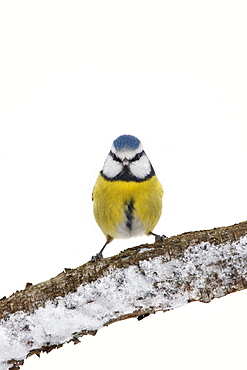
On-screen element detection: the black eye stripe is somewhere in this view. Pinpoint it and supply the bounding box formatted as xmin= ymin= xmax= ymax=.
xmin=109 ymin=151 xmax=122 ymax=162
xmin=109 ymin=150 xmax=144 ymax=163
xmin=131 ymin=150 xmax=144 ymax=162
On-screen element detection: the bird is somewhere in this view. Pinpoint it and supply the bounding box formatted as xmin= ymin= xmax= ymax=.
xmin=92 ymin=134 xmax=164 ymax=261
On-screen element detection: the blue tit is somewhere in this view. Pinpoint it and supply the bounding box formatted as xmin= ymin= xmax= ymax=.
xmin=92 ymin=134 xmax=164 ymax=260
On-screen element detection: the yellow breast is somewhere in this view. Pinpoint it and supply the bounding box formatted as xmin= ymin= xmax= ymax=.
xmin=93 ymin=173 xmax=163 ymax=239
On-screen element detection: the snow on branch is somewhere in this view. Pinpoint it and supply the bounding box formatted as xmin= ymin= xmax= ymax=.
xmin=1 ymin=221 xmax=247 ymax=369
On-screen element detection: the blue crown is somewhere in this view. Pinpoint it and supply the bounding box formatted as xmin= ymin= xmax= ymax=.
xmin=113 ymin=135 xmax=140 ymax=151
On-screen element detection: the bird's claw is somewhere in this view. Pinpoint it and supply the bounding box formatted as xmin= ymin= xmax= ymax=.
xmin=155 ymin=234 xmax=167 ymax=243
xmin=91 ymin=252 xmax=103 ymax=262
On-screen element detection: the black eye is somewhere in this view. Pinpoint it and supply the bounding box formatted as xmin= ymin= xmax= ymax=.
xmin=110 ymin=151 xmax=121 ymax=162
xmin=131 ymin=151 xmax=144 ymax=162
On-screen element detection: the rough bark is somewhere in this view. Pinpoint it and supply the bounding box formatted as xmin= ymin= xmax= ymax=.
xmin=1 ymin=220 xmax=247 ymax=369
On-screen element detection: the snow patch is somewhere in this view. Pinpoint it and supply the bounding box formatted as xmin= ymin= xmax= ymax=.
xmin=138 ymin=247 xmax=155 ymax=253
xmin=1 ymin=236 xmax=247 ymax=368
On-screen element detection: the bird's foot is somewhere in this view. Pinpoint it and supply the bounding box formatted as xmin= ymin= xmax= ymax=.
xmin=149 ymin=232 xmax=167 ymax=243
xmin=154 ymin=234 xmax=167 ymax=243
xmin=91 ymin=252 xmax=104 ymax=262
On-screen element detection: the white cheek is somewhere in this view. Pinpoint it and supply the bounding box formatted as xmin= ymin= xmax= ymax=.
xmin=102 ymin=155 xmax=122 ymax=178
xmin=129 ymin=155 xmax=151 ymax=179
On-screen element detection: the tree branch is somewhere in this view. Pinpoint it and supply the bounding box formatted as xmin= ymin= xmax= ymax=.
xmin=1 ymin=221 xmax=247 ymax=369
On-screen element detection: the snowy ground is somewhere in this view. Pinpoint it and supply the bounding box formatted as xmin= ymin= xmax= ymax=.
xmin=1 ymin=235 xmax=247 ymax=368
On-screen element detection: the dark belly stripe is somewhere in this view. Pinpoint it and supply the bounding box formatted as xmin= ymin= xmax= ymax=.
xmin=125 ymin=199 xmax=134 ymax=230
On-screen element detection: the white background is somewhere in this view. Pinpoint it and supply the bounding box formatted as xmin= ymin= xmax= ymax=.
xmin=1 ymin=1 xmax=247 ymax=368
